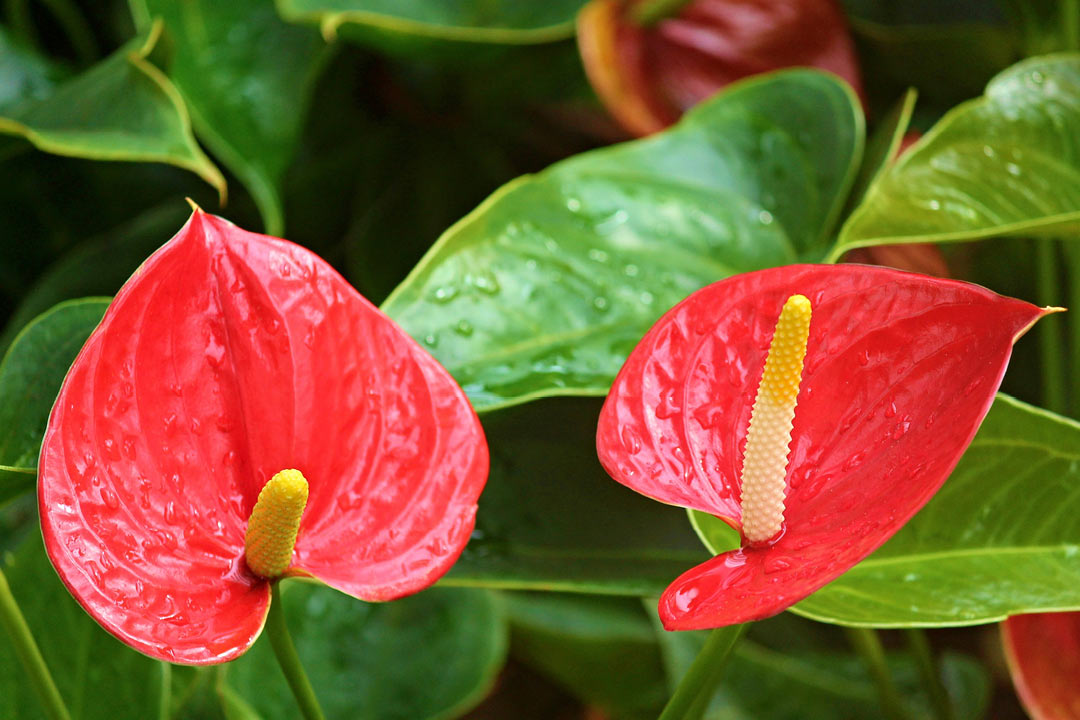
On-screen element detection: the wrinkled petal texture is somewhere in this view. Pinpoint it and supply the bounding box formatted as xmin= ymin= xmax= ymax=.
xmin=578 ymin=0 xmax=862 ymax=136
xmin=1002 ymin=613 xmax=1080 ymax=720
xmin=596 ymin=265 xmax=1044 ymax=629
xmin=39 ymin=211 xmax=488 ymax=663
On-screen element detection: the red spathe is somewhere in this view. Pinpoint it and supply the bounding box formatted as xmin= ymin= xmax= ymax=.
xmin=596 ymin=264 xmax=1047 ymax=629
xmin=38 ymin=210 xmax=488 ymax=664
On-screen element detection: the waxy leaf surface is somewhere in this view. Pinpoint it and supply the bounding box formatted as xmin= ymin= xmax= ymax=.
xmin=38 ymin=211 xmax=488 ymax=663
xmin=276 ymin=0 xmax=587 ymax=45
xmin=1002 ymin=612 xmax=1080 ymax=720
xmin=597 ymin=264 xmax=1045 ymax=629
xmin=133 ymin=0 xmax=325 ymax=235
xmin=577 ymin=0 xmax=862 ymax=136
xmin=222 ymin=584 xmax=506 ymax=720
xmin=793 ymin=395 xmax=1080 ymax=626
xmin=383 ymin=70 xmax=862 ymax=411
xmin=0 ymin=26 xmax=225 ymax=199
xmin=836 ymin=55 xmax=1080 ymax=258
xmin=0 ymin=299 xmax=108 ymax=506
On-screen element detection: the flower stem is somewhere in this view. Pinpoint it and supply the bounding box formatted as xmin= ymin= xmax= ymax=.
xmin=266 ymin=583 xmax=325 ymax=720
xmin=1036 ymin=240 xmax=1067 ymax=414
xmin=631 ymin=0 xmax=694 ymax=27
xmin=905 ymin=629 xmax=954 ymax=720
xmin=1064 ymin=242 xmax=1080 ymax=416
xmin=0 ymin=567 xmax=72 ymax=720
xmin=658 ymin=624 xmax=747 ymax=720
xmin=844 ymin=627 xmax=908 ymax=720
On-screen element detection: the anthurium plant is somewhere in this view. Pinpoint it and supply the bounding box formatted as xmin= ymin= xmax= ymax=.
xmin=4 ymin=1 xmax=1080 ymax=720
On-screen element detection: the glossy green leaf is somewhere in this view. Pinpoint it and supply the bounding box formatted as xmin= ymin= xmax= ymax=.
xmin=221 ymin=583 xmax=507 ymax=720
xmin=0 ymin=299 xmax=109 ymax=505
xmin=504 ymin=593 xmax=667 ymax=719
xmin=133 ymin=0 xmax=326 ymax=235
xmin=443 ymin=397 xmax=708 ymax=595
xmin=0 ymin=204 xmax=187 ymax=353
xmin=834 ymin=54 xmax=1080 ymax=259
xmin=0 ymin=23 xmax=225 ymax=199
xmin=275 ymin=0 xmax=588 ymax=45
xmin=0 ymin=530 xmax=168 ymax=720
xmin=657 ymin=622 xmax=989 ymax=720
xmin=793 ymin=395 xmax=1080 ymax=627
xmin=383 ymin=70 xmax=862 ymax=411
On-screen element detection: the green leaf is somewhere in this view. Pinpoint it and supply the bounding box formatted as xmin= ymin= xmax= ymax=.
xmin=275 ymin=0 xmax=588 ymax=45
xmin=0 ymin=530 xmax=168 ymax=720
xmin=0 ymin=299 xmax=109 ymax=505
xmin=793 ymin=395 xmax=1080 ymax=627
xmin=221 ymin=583 xmax=507 ymax=720
xmin=0 ymin=26 xmax=68 ymax=111
xmin=443 ymin=398 xmax=708 ymax=595
xmin=0 ymin=203 xmax=187 ymax=353
xmin=0 ymin=23 xmax=225 ymax=200
xmin=657 ymin=624 xmax=989 ymax=720
xmin=133 ymin=0 xmax=326 ymax=235
xmin=504 ymin=593 xmax=667 ymax=719
xmin=844 ymin=88 xmax=918 ymax=214
xmin=383 ymin=70 xmax=862 ymax=411
xmin=834 ymin=54 xmax=1080 ymax=259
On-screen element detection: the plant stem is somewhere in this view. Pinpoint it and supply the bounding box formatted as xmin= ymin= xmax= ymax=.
xmin=905 ymin=629 xmax=954 ymax=720
xmin=844 ymin=627 xmax=908 ymax=720
xmin=1066 ymin=243 xmax=1080 ymax=416
xmin=1063 ymin=0 xmax=1080 ymax=51
xmin=0 ymin=567 xmax=72 ymax=720
xmin=266 ymin=583 xmax=325 ymax=720
xmin=658 ymin=624 xmax=747 ymax=720
xmin=631 ymin=0 xmax=694 ymax=27
xmin=1036 ymin=240 xmax=1067 ymax=414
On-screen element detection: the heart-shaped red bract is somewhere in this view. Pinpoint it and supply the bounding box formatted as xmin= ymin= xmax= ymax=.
xmin=596 ymin=264 xmax=1046 ymax=630
xmin=1003 ymin=613 xmax=1080 ymax=720
xmin=38 ymin=210 xmax=488 ymax=664
xmin=577 ymin=0 xmax=863 ymax=136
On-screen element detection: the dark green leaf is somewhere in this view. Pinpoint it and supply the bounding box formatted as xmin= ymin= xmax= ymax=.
xmin=834 ymin=54 xmax=1080 ymax=259
xmin=275 ymin=0 xmax=588 ymax=45
xmin=383 ymin=70 xmax=862 ymax=411
xmin=443 ymin=397 xmax=708 ymax=595
xmin=221 ymin=583 xmax=507 ymax=720
xmin=793 ymin=395 xmax=1080 ymax=626
xmin=656 ymin=615 xmax=990 ymax=720
xmin=133 ymin=0 xmax=326 ymax=235
xmin=0 ymin=299 xmax=109 ymax=505
xmin=0 ymin=23 xmax=225 ymax=198
xmin=0 ymin=26 xmax=68 ymax=111
xmin=504 ymin=593 xmax=667 ymax=719
xmin=0 ymin=530 xmax=168 ymax=720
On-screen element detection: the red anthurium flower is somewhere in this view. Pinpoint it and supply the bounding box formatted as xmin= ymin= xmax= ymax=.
xmin=577 ymin=0 xmax=863 ymax=136
xmin=38 ymin=209 xmax=488 ymax=664
xmin=1003 ymin=613 xmax=1080 ymax=719
xmin=596 ymin=264 xmax=1049 ymax=630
